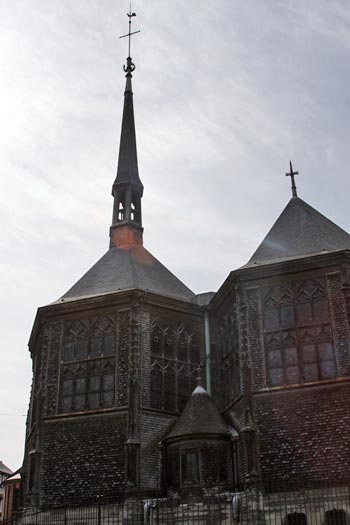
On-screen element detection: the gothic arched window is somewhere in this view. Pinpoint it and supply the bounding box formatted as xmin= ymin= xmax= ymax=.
xmin=296 ymin=280 xmax=330 ymax=325
xmin=63 ymin=320 xmax=88 ymax=362
xmin=90 ymin=316 xmax=115 ymax=358
xmin=150 ymin=319 xmax=203 ymax=412
xmin=264 ymin=286 xmax=294 ymax=331
xmin=264 ymin=279 xmax=336 ymax=387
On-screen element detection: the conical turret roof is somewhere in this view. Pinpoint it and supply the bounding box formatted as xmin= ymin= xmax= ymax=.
xmin=166 ymin=386 xmax=230 ymax=440
xmin=245 ymin=197 xmax=350 ymax=267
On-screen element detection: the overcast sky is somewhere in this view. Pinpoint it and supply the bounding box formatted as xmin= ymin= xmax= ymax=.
xmin=1 ymin=0 xmax=350 ymax=470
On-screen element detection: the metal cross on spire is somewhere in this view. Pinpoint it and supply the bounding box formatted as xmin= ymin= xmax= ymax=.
xmin=285 ymin=160 xmax=299 ymax=198
xmin=119 ymin=6 xmax=140 ymax=59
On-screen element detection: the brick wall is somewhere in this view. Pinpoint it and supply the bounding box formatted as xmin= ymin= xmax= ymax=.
xmin=139 ymin=412 xmax=175 ymax=491
xmin=255 ymin=381 xmax=350 ymax=482
xmin=41 ymin=412 xmax=127 ymax=506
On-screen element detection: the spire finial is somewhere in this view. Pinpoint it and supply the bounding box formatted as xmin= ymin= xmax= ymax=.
xmin=119 ymin=6 xmax=140 ymax=76
xmin=285 ymin=160 xmax=299 ymax=198
xmin=195 ymin=364 xmax=204 ymax=387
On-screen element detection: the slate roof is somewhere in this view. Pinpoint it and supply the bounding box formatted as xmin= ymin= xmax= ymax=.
xmin=112 ymin=74 xmax=143 ymax=193
xmin=57 ymin=245 xmax=195 ymax=303
xmin=0 ymin=461 xmax=13 ymax=476
xmin=166 ymin=385 xmax=230 ymax=440
xmin=245 ymin=197 xmax=350 ymax=267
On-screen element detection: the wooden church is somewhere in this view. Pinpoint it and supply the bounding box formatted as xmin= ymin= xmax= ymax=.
xmin=21 ymin=30 xmax=350 ymax=513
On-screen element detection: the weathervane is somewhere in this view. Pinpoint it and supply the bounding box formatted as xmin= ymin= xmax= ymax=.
xmin=285 ymin=160 xmax=299 ymax=198
xmin=119 ymin=6 xmax=140 ymax=75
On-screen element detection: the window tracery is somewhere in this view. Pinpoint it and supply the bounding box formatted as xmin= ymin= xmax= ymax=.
xmin=263 ymin=279 xmax=336 ymax=387
xmin=59 ymin=316 xmax=116 ymax=413
xmin=150 ymin=319 xmax=202 ymax=412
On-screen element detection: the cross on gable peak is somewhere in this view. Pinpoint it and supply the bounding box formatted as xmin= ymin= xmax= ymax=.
xmin=285 ymin=160 xmax=299 ymax=198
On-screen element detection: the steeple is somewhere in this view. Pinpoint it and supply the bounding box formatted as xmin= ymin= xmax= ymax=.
xmin=110 ymin=12 xmax=143 ymax=248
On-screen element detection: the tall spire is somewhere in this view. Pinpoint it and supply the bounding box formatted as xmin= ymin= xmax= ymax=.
xmin=110 ymin=11 xmax=143 ymax=249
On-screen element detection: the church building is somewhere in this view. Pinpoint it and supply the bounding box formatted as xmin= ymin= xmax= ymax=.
xmin=21 ymin=33 xmax=350 ymax=512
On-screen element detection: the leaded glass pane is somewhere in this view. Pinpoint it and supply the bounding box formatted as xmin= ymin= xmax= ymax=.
xmin=313 ymin=300 xmax=330 ymax=323
xmin=91 ymin=336 xmax=102 ymax=358
xmin=303 ymin=363 xmax=318 ymax=382
xmin=164 ymin=337 xmax=175 ymax=359
xmin=62 ymin=379 xmax=74 ymax=395
xmin=75 ymin=394 xmax=85 ymax=411
xmin=103 ymin=391 xmax=114 ymax=407
xmin=76 ymin=377 xmax=86 ymax=394
xmin=297 ymin=303 xmax=313 ymax=325
xmin=268 ymin=349 xmax=282 ymax=368
xmin=281 ymin=305 xmax=295 ymax=329
xmin=178 ymin=339 xmax=187 ymax=362
xmin=103 ymin=334 xmax=115 ymax=356
xmin=285 ymin=347 xmax=298 ymax=366
xmin=320 ymin=360 xmax=336 ymax=379
xmin=302 ymin=345 xmax=316 ymax=363
xmin=90 ymin=375 xmax=101 ymax=392
xmin=286 ymin=366 xmax=300 ymax=384
xmin=63 ymin=342 xmax=74 ymax=361
xmin=264 ymin=308 xmax=279 ymax=331
xmin=76 ymin=339 xmax=88 ymax=360
xmin=88 ymin=392 xmax=100 ymax=410
xmin=103 ymin=373 xmax=114 ymax=391
xmin=319 ymin=342 xmax=334 ymax=361
xmin=269 ymin=368 xmax=284 ymax=387
xmin=61 ymin=397 xmax=72 ymax=413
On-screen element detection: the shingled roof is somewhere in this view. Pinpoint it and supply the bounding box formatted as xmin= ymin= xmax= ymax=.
xmin=245 ymin=197 xmax=350 ymax=267
xmin=57 ymin=245 xmax=194 ymax=303
xmin=166 ymin=386 xmax=230 ymax=440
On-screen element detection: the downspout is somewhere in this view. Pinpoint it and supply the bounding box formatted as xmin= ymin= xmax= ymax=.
xmin=204 ymin=312 xmax=211 ymax=395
